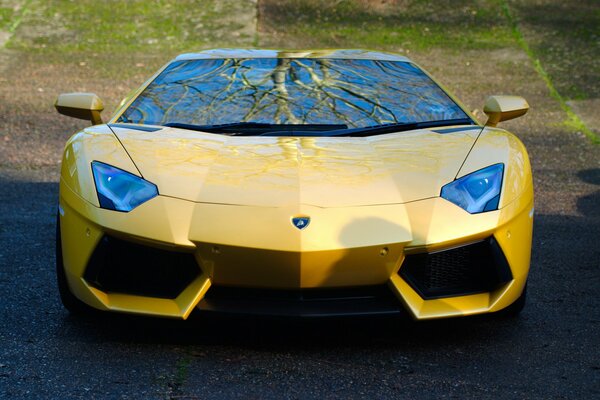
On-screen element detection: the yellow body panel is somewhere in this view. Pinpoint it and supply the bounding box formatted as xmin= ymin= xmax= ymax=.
xmin=61 ymin=125 xmax=140 ymax=206
xmin=109 ymin=127 xmax=480 ymax=206
xmin=58 ymin=125 xmax=533 ymax=320
xmin=58 ymin=49 xmax=533 ymax=320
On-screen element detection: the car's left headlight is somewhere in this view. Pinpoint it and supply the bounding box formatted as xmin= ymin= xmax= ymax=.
xmin=441 ymin=163 xmax=504 ymax=214
xmin=91 ymin=161 xmax=158 ymax=212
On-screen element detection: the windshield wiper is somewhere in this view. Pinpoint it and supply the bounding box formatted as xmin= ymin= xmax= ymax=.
xmin=163 ymin=119 xmax=474 ymax=137
xmin=163 ymin=122 xmax=348 ymax=135
xmin=321 ymin=118 xmax=476 ymax=137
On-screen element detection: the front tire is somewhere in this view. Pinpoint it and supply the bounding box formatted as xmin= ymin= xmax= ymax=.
xmin=497 ymin=283 xmax=527 ymax=317
xmin=56 ymin=214 xmax=94 ymax=314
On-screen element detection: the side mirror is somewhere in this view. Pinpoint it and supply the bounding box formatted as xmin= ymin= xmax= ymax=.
xmin=55 ymin=93 xmax=104 ymax=125
xmin=483 ymin=95 xmax=529 ymax=127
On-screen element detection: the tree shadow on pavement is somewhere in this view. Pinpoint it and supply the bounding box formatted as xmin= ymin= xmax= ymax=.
xmin=576 ymin=169 xmax=600 ymax=218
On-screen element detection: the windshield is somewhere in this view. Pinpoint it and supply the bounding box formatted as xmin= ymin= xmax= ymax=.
xmin=118 ymin=58 xmax=471 ymax=133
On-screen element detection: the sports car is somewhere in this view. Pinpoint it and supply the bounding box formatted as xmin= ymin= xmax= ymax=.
xmin=54 ymin=49 xmax=533 ymax=320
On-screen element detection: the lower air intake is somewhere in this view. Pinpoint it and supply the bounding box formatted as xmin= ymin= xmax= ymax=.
xmin=84 ymin=236 xmax=200 ymax=299
xmin=198 ymin=285 xmax=404 ymax=317
xmin=399 ymin=237 xmax=512 ymax=299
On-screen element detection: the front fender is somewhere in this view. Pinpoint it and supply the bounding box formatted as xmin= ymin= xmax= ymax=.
xmin=60 ymin=125 xmax=139 ymax=206
xmin=457 ymin=127 xmax=533 ymax=209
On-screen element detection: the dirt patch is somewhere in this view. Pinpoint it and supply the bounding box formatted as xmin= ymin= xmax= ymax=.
xmin=0 ymin=30 xmax=9 ymax=47
xmin=11 ymin=13 xmax=73 ymax=48
xmin=258 ymin=0 xmax=514 ymax=51
xmin=350 ymin=0 xmax=410 ymax=13
xmin=510 ymin=0 xmax=599 ymax=101
xmin=7 ymin=0 xmax=257 ymax=54
xmin=567 ymin=99 xmax=600 ymax=136
xmin=0 ymin=0 xmax=258 ymax=169
xmin=504 ymin=0 xmax=598 ymax=143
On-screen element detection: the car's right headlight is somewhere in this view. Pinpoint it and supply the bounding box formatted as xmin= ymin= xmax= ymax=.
xmin=441 ymin=163 xmax=504 ymax=214
xmin=91 ymin=161 xmax=158 ymax=212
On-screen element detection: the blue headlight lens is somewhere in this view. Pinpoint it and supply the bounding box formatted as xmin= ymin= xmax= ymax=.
xmin=91 ymin=161 xmax=158 ymax=212
xmin=441 ymin=164 xmax=504 ymax=214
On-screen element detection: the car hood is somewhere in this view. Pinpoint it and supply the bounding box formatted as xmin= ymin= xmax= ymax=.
xmin=110 ymin=125 xmax=481 ymax=207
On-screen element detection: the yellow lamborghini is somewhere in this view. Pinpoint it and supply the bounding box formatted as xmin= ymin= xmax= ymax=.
xmin=55 ymin=49 xmax=533 ymax=320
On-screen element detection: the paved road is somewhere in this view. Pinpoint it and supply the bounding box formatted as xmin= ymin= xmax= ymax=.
xmin=0 ymin=144 xmax=599 ymax=399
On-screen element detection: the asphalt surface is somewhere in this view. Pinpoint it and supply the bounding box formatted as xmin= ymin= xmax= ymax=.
xmin=0 ymin=144 xmax=599 ymax=399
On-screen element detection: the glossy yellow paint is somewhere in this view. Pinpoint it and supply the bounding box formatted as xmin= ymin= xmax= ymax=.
xmin=458 ymin=127 xmax=533 ymax=209
xmin=392 ymin=193 xmax=533 ymax=319
xmin=483 ymin=95 xmax=529 ymax=127
xmin=55 ymin=93 xmax=104 ymax=125
xmin=110 ymin=126 xmax=481 ymax=206
xmin=57 ymin=49 xmax=533 ymax=320
xmin=58 ymin=122 xmax=533 ymax=319
xmin=61 ymin=125 xmax=140 ymax=207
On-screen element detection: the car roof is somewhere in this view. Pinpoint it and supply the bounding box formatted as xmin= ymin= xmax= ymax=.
xmin=174 ymin=49 xmax=411 ymax=62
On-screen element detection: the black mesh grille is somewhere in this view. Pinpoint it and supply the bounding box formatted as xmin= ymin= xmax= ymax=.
xmin=399 ymin=238 xmax=512 ymax=299
xmin=84 ymin=236 xmax=200 ymax=299
xmin=427 ymin=246 xmax=472 ymax=289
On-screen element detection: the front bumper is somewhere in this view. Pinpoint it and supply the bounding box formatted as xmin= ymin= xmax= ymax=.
xmin=58 ymin=178 xmax=533 ymax=320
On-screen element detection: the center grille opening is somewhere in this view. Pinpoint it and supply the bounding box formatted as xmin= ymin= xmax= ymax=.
xmin=199 ymin=285 xmax=404 ymax=317
xmin=84 ymin=236 xmax=200 ymax=299
xmin=399 ymin=237 xmax=512 ymax=299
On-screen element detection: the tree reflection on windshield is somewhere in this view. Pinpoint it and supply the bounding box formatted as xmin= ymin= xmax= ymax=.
xmin=119 ymin=57 xmax=468 ymax=130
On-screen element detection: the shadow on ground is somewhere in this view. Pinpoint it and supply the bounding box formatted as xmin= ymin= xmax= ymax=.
xmin=59 ymin=308 xmax=521 ymax=349
xmin=1 ymin=166 xmax=598 ymax=397
xmin=577 ymin=169 xmax=600 ymax=218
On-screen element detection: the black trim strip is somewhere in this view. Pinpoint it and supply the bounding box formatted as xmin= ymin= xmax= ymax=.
xmin=432 ymin=126 xmax=482 ymax=134
xmin=109 ymin=123 xmax=162 ymax=132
